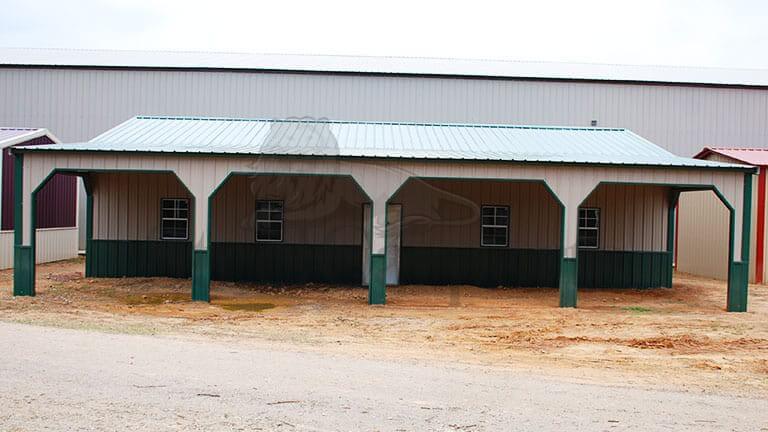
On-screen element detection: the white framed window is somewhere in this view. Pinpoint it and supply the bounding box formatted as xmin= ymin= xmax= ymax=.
xmin=160 ymin=198 xmax=189 ymax=240
xmin=256 ymin=200 xmax=283 ymax=242
xmin=578 ymin=207 xmax=600 ymax=249
xmin=481 ymin=205 xmax=509 ymax=247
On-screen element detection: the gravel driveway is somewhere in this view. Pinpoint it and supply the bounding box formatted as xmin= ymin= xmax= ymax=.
xmin=0 ymin=321 xmax=766 ymax=431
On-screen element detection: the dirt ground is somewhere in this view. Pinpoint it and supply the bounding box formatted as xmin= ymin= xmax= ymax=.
xmin=1 ymin=257 xmax=767 ymax=397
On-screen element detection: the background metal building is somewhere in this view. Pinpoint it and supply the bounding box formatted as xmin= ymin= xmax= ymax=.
xmin=2 ymin=48 xmax=768 ymax=155
xmin=1 ymin=47 xmax=767 ymax=263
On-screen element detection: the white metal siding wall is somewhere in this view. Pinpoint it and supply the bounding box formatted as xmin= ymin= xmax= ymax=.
xmin=677 ymin=190 xmax=730 ymax=279
xmin=393 ymin=179 xmax=561 ymax=249
xmin=0 ymin=228 xmax=78 ymax=269
xmin=1 ymin=68 xmax=768 ymax=157
xmin=581 ymin=184 xmax=669 ymax=252
xmin=92 ymin=172 xmax=192 ymax=241
xmin=0 ymin=231 xmax=10 ymax=268
xmin=210 ymin=175 xmax=366 ymax=245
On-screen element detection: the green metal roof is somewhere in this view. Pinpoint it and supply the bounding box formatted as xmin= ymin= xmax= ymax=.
xmin=16 ymin=116 xmax=751 ymax=170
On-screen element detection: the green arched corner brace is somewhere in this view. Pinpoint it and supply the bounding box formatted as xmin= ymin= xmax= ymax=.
xmin=13 ymin=154 xmax=35 ymax=296
xmin=727 ymin=172 xmax=752 ymax=312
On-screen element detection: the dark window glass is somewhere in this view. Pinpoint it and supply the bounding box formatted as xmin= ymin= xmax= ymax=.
xmin=578 ymin=208 xmax=600 ymax=248
xmin=481 ymin=205 xmax=509 ymax=247
xmin=256 ymin=200 xmax=283 ymax=241
xmin=160 ymin=199 xmax=189 ymax=240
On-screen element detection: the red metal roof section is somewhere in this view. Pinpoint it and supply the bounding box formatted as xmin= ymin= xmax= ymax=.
xmin=695 ymin=147 xmax=768 ymax=166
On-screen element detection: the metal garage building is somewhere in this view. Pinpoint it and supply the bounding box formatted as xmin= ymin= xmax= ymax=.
xmin=1 ymin=128 xmax=77 ymax=269
xmin=10 ymin=116 xmax=754 ymax=311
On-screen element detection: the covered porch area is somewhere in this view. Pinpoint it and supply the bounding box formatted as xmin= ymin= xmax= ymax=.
xmin=9 ymin=116 xmax=756 ymax=311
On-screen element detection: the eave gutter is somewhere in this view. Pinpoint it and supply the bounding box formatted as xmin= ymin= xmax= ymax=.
xmin=10 ymin=147 xmax=758 ymax=173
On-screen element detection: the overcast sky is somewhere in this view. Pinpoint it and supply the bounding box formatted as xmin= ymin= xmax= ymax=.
xmin=0 ymin=0 xmax=766 ymax=69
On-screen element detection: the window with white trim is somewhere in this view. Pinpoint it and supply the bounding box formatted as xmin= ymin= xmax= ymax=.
xmin=578 ymin=208 xmax=600 ymax=249
xmin=256 ymin=200 xmax=283 ymax=242
xmin=481 ymin=205 xmax=509 ymax=247
xmin=160 ymin=198 xmax=189 ymax=240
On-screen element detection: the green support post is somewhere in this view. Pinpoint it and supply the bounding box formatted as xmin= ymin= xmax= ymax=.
xmin=192 ymin=249 xmax=210 ymax=302
xmin=727 ymin=173 xmax=752 ymax=312
xmin=83 ymin=176 xmax=94 ymax=277
xmin=559 ymin=257 xmax=578 ymax=307
xmin=558 ymin=206 xmax=577 ymax=308
xmin=369 ymin=254 xmax=386 ymax=305
xmin=665 ymin=190 xmax=681 ymax=288
xmin=13 ymin=154 xmax=35 ymax=297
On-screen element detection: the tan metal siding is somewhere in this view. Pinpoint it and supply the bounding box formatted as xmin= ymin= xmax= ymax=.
xmin=582 ymin=184 xmax=669 ymax=252
xmin=677 ymin=190 xmax=730 ymax=279
xmin=2 ymin=68 xmax=768 ymax=157
xmin=210 ymin=175 xmax=366 ymax=245
xmin=92 ymin=172 xmax=192 ymax=241
xmin=0 ymin=227 xmax=78 ymax=269
xmin=393 ymin=179 xmax=561 ymax=249
xmin=707 ymin=153 xmax=743 ymax=164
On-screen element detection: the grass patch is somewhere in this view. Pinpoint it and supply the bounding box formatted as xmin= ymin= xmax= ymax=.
xmin=622 ymin=306 xmax=653 ymax=313
xmin=218 ymin=302 xmax=276 ymax=312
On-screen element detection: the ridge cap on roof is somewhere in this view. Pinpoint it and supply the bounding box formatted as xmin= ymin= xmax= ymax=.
xmin=708 ymin=147 xmax=768 ymax=151
xmin=132 ymin=115 xmax=627 ymax=131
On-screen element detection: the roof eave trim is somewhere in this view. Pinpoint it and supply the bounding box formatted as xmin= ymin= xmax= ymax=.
xmin=11 ymin=147 xmax=758 ymax=173
xmin=0 ymin=128 xmax=60 ymax=149
xmin=2 ymin=63 xmax=768 ymax=90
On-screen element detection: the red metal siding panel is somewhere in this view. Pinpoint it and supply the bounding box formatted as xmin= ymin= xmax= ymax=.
xmin=36 ymin=173 xmax=77 ymax=228
xmin=0 ymin=145 xmax=13 ymax=230
xmin=1 ymin=136 xmax=76 ymax=230
xmin=756 ymin=168 xmax=766 ymax=284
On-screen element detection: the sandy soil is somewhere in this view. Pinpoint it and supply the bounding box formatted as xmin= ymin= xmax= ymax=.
xmin=1 ymin=258 xmax=767 ymax=397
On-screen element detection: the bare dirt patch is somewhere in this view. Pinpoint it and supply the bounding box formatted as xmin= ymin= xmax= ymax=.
xmin=1 ymin=257 xmax=767 ymax=396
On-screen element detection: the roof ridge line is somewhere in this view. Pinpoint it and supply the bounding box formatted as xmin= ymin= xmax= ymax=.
xmin=132 ymin=115 xmax=626 ymax=131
